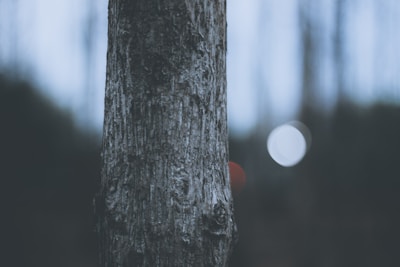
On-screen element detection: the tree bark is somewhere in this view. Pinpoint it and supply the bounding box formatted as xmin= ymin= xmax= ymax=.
xmin=96 ymin=1 xmax=236 ymax=266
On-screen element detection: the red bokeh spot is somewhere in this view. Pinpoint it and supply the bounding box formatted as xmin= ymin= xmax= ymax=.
xmin=229 ymin=161 xmax=246 ymax=196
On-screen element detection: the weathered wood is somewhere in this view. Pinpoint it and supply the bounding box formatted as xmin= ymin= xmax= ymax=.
xmin=96 ymin=1 xmax=236 ymax=266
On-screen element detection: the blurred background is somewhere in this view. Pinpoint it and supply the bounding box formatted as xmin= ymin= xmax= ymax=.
xmin=1 ymin=0 xmax=400 ymax=266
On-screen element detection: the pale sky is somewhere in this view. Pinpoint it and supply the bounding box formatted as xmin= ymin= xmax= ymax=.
xmin=1 ymin=0 xmax=400 ymax=136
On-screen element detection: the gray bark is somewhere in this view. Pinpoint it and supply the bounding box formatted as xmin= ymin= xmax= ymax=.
xmin=96 ymin=1 xmax=236 ymax=266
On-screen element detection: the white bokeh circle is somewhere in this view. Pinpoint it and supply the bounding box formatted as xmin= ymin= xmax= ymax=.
xmin=267 ymin=122 xmax=310 ymax=167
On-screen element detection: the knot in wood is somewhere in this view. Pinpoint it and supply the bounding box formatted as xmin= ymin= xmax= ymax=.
xmin=203 ymin=200 xmax=228 ymax=236
xmin=213 ymin=200 xmax=227 ymax=226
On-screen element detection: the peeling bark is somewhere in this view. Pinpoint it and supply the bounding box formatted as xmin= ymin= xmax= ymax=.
xmin=96 ymin=1 xmax=235 ymax=266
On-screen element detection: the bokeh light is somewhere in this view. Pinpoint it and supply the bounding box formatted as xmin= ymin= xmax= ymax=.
xmin=267 ymin=121 xmax=311 ymax=167
xmin=229 ymin=161 xmax=246 ymax=196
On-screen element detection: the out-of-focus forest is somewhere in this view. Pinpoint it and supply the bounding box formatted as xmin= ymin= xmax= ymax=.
xmin=230 ymin=103 xmax=400 ymax=266
xmin=1 ymin=1 xmax=400 ymax=266
xmin=0 ymin=75 xmax=100 ymax=266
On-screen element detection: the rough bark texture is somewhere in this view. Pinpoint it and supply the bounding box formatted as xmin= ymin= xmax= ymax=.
xmin=96 ymin=1 xmax=235 ymax=266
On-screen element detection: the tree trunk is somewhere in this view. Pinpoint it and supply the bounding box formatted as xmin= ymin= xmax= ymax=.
xmin=96 ymin=1 xmax=236 ymax=266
